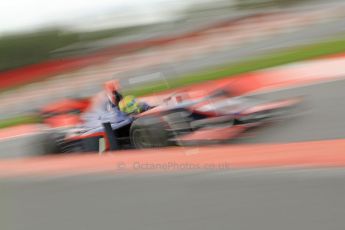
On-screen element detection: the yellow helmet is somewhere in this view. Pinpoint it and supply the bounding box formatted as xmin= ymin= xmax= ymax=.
xmin=118 ymin=95 xmax=141 ymax=114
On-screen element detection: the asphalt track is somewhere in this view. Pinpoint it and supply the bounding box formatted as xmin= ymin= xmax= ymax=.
xmin=1 ymin=79 xmax=345 ymax=230
xmin=2 ymin=169 xmax=345 ymax=230
xmin=233 ymin=79 xmax=345 ymax=143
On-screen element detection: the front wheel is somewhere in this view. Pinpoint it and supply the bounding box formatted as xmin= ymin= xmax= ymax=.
xmin=130 ymin=117 xmax=172 ymax=149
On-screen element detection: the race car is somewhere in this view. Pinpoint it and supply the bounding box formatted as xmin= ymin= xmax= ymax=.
xmin=50 ymin=87 xmax=301 ymax=154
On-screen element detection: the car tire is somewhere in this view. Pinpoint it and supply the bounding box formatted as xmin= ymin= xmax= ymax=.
xmin=130 ymin=116 xmax=171 ymax=149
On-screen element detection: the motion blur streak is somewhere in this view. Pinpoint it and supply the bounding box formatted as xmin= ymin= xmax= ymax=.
xmin=1 ymin=1 xmax=345 ymax=230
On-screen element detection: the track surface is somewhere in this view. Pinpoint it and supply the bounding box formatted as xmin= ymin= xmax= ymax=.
xmin=1 ymin=79 xmax=345 ymax=230
xmin=233 ymin=79 xmax=345 ymax=143
xmin=2 ymin=169 xmax=345 ymax=230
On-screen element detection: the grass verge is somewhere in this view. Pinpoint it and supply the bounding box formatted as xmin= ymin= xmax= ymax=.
xmin=0 ymin=115 xmax=41 ymax=129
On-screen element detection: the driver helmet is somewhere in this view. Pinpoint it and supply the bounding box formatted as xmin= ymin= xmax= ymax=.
xmin=118 ymin=95 xmax=141 ymax=115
